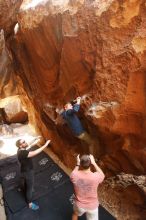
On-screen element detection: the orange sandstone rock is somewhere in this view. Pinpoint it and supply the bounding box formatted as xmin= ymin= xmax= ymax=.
xmin=7 ymin=0 xmax=146 ymax=219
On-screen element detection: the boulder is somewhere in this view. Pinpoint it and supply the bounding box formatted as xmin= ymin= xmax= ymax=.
xmin=2 ymin=97 xmax=28 ymax=124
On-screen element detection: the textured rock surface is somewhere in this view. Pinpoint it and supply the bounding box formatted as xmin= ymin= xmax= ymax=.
xmin=99 ymin=173 xmax=146 ymax=220
xmin=14 ymin=0 xmax=146 ymax=170
xmin=1 ymin=96 xmax=28 ymax=124
xmin=0 ymin=29 xmax=18 ymax=98
xmin=0 ymin=0 xmax=22 ymax=35
xmin=2 ymin=0 xmax=146 ymax=219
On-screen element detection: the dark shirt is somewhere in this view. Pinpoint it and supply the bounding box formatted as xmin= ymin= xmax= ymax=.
xmin=61 ymin=104 xmax=84 ymax=136
xmin=17 ymin=149 xmax=33 ymax=172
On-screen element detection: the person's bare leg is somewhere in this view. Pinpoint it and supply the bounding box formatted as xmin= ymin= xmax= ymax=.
xmin=72 ymin=212 xmax=78 ymax=220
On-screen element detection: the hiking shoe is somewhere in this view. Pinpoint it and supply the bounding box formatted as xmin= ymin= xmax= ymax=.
xmin=30 ymin=203 xmax=39 ymax=210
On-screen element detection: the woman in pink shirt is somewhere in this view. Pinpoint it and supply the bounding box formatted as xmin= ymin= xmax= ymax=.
xmin=70 ymin=154 xmax=105 ymax=220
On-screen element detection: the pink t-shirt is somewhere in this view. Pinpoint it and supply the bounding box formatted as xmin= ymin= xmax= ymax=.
xmin=70 ymin=169 xmax=105 ymax=210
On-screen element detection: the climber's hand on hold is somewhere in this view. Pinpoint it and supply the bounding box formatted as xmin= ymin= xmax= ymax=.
xmin=76 ymin=97 xmax=81 ymax=104
xmin=76 ymin=154 xmax=80 ymax=166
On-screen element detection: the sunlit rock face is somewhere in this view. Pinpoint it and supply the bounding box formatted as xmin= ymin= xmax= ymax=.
xmin=0 ymin=96 xmax=28 ymax=124
xmin=9 ymin=0 xmax=146 ymax=219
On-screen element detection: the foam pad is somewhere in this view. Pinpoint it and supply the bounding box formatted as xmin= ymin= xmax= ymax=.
xmin=33 ymin=165 xmax=69 ymax=200
xmin=0 ymin=149 xmax=115 ymax=220
xmin=32 ymin=150 xmax=54 ymax=173
xmin=4 ymin=188 xmax=27 ymax=213
xmin=0 ymin=156 xmax=20 ymax=192
xmin=0 ymin=184 xmax=7 ymax=220
xmin=5 ymin=205 xmax=39 ymax=220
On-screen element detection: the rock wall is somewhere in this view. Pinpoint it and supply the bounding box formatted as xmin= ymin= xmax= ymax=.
xmin=1 ymin=0 xmax=146 ymax=219
xmin=0 ymin=0 xmax=22 ymax=35
xmin=0 ymin=0 xmax=42 ymax=133
xmin=13 ymin=0 xmax=146 ymax=171
xmin=0 ymin=0 xmax=23 ymax=100
xmin=0 ymin=29 xmax=18 ymax=98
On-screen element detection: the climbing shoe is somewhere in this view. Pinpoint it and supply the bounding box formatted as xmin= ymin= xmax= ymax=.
xmin=30 ymin=203 xmax=39 ymax=210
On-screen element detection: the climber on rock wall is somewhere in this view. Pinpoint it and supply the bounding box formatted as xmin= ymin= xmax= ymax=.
xmin=57 ymin=96 xmax=97 ymax=155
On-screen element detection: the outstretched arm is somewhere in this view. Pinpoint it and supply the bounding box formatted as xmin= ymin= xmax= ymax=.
xmin=73 ymin=154 xmax=80 ymax=171
xmin=73 ymin=97 xmax=81 ymax=112
xmin=90 ymin=155 xmax=105 ymax=176
xmin=26 ymin=136 xmax=42 ymax=150
xmin=28 ymin=140 xmax=51 ymax=158
xmin=76 ymin=97 xmax=81 ymax=105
